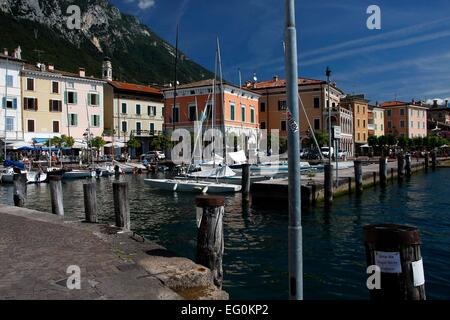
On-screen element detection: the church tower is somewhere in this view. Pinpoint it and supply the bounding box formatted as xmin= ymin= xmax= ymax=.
xmin=102 ymin=57 xmax=112 ymax=81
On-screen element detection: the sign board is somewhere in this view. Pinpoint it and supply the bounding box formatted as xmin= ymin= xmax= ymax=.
xmin=374 ymin=251 xmax=402 ymax=273
xmin=333 ymin=126 xmax=341 ymax=139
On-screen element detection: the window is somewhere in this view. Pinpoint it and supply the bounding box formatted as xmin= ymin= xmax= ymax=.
xmin=122 ymin=121 xmax=127 ymax=132
xmin=281 ymin=120 xmax=287 ymax=131
xmin=241 ymin=105 xmax=246 ymax=122
xmin=363 ymin=120 xmax=366 ymax=128
xmin=53 ymin=121 xmax=59 ymax=133
xmin=52 ymin=81 xmax=59 ymax=94
xmin=363 ymin=133 xmax=366 ymax=141
xmin=400 ymin=121 xmax=405 ymax=128
xmin=278 ymin=100 xmax=287 ymax=111
xmin=357 ymin=119 xmax=360 ymax=128
xmin=91 ymin=115 xmax=100 ymax=127
xmin=24 ymin=97 xmax=38 ymax=111
xmin=363 ymin=106 xmax=366 ymax=114
xmin=357 ymin=106 xmax=360 ymax=113
xmin=206 ymin=105 xmax=213 ymax=120
xmin=381 ymin=124 xmax=384 ymax=131
xmin=49 ymin=100 xmax=62 ymax=112
xmin=136 ymin=104 xmax=141 ymax=115
xmin=314 ymin=97 xmax=320 ymax=108
xmin=388 ymin=121 xmax=392 ymax=129
xmin=423 ymin=122 xmax=425 ymax=129
xmin=68 ymin=114 xmax=78 ymax=127
xmin=90 ymin=84 xmax=97 ymax=91
xmin=417 ymin=122 xmax=420 ymax=129
xmin=150 ymin=123 xmax=155 ymax=134
xmin=26 ymin=78 xmax=34 ymax=91
xmin=260 ymin=102 xmax=266 ymax=112
xmin=67 ymin=82 xmax=74 ymax=89
xmin=6 ymin=75 xmax=13 ymax=87
xmin=250 ymin=108 xmax=255 ymax=123
xmin=400 ymin=109 xmax=405 ymax=116
xmin=5 ymin=99 xmax=13 ymax=109
xmin=136 ymin=122 xmax=141 ymax=132
xmin=189 ymin=105 xmax=196 ymax=121
xmin=230 ymin=104 xmax=235 ymax=120
xmin=5 ymin=117 xmax=13 ymax=131
xmin=260 ymin=122 xmax=266 ymax=129
xmin=172 ymin=106 xmax=179 ymax=123
xmin=148 ymin=106 xmax=157 ymax=116
xmin=88 ymin=93 xmax=99 ymax=106
xmin=66 ymin=91 xmax=77 ymax=104
xmin=357 ymin=133 xmax=361 ymax=141
xmin=121 ymin=103 xmax=127 ymax=114
xmin=314 ymin=118 xmax=320 ymax=130
xmin=417 ymin=110 xmax=420 ymax=117
xmin=27 ymin=119 xmax=35 ymax=133
xmin=411 ymin=121 xmax=414 ymax=128
xmin=387 ymin=110 xmax=392 ymax=117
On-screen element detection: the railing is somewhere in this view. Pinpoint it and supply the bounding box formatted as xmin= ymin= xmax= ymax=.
xmin=131 ymin=130 xmax=162 ymax=137
xmin=0 ymin=130 xmax=25 ymax=141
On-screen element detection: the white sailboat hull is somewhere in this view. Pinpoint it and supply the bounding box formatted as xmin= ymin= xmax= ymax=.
xmin=26 ymin=171 xmax=47 ymax=184
xmin=144 ymin=179 xmax=242 ymax=193
xmin=62 ymin=170 xmax=96 ymax=179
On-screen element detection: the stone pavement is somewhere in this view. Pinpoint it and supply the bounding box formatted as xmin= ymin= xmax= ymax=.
xmin=0 ymin=205 xmax=228 ymax=300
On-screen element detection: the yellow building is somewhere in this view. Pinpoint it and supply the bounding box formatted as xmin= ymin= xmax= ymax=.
xmin=368 ymin=105 xmax=385 ymax=137
xmin=340 ymin=94 xmax=369 ymax=146
xmin=21 ymin=64 xmax=64 ymax=143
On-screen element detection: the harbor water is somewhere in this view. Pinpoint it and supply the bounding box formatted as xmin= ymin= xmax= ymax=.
xmin=0 ymin=169 xmax=449 ymax=300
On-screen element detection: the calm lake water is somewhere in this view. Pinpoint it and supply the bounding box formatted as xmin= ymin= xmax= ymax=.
xmin=1 ymin=169 xmax=449 ymax=300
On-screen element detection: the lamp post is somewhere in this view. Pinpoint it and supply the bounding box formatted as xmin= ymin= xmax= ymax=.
xmin=285 ymin=0 xmax=303 ymax=300
xmin=326 ymin=66 xmax=332 ymax=166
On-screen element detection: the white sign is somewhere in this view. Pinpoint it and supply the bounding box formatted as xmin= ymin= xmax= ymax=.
xmin=412 ymin=259 xmax=425 ymax=287
xmin=333 ymin=126 xmax=341 ymax=139
xmin=374 ymin=251 xmax=402 ymax=273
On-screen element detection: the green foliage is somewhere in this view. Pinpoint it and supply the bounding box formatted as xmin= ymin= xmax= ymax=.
xmin=150 ymin=134 xmax=172 ymax=151
xmin=397 ymin=135 xmax=408 ymax=149
xmin=314 ymin=131 xmax=329 ymax=147
xmin=90 ymin=136 xmax=106 ymax=150
xmin=368 ymin=135 xmax=378 ymax=148
xmin=127 ymin=134 xmax=141 ymax=149
xmin=47 ymin=135 xmax=74 ymax=148
xmin=386 ymin=135 xmax=398 ymax=147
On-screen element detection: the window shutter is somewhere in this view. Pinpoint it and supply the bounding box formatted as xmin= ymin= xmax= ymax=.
xmin=13 ymin=98 xmax=17 ymax=109
xmin=74 ymin=92 xmax=77 ymax=104
xmin=2 ymin=97 xmax=5 ymax=109
xmin=49 ymin=100 xmax=52 ymax=112
xmin=98 ymin=94 xmax=101 ymax=106
xmin=23 ymin=98 xmax=27 ymax=110
xmin=88 ymin=93 xmax=91 ymax=105
xmin=64 ymin=91 xmax=67 ymax=104
xmin=35 ymin=98 xmax=38 ymax=111
xmin=91 ymin=115 xmax=94 ymax=126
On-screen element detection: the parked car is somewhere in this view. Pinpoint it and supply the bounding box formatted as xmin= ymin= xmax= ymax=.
xmin=337 ymin=150 xmax=348 ymax=160
xmin=141 ymin=151 xmax=165 ymax=161
xmin=321 ymin=147 xmax=334 ymax=158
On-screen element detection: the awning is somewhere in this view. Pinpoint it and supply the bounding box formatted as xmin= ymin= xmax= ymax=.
xmin=104 ymin=142 xmax=126 ymax=148
xmin=32 ymin=138 xmax=50 ymax=144
xmin=6 ymin=141 xmax=32 ymax=150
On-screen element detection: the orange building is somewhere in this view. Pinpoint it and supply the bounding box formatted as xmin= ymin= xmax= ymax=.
xmin=340 ymin=94 xmax=369 ymax=146
xmin=163 ymin=79 xmax=260 ymax=153
xmin=381 ymin=101 xmax=428 ymax=138
xmin=247 ymin=76 xmax=354 ymax=157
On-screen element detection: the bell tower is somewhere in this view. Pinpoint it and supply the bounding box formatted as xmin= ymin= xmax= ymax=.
xmin=102 ymin=57 xmax=112 ymax=81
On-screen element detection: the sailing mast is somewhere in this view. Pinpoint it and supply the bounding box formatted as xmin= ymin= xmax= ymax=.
xmin=216 ymin=37 xmax=226 ymax=162
xmin=172 ymin=25 xmax=179 ymax=134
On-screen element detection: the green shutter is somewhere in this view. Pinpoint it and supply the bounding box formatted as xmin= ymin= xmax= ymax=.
xmin=64 ymin=91 xmax=67 ymax=104
xmin=74 ymin=114 xmax=78 ymax=126
xmin=91 ymin=115 xmax=94 ymax=126
xmin=98 ymin=94 xmax=101 ymax=107
xmin=74 ymin=92 xmax=78 ymax=104
xmin=88 ymin=93 xmax=92 ymax=105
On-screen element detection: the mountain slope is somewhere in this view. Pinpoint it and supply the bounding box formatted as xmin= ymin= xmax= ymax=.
xmin=0 ymin=0 xmax=212 ymax=85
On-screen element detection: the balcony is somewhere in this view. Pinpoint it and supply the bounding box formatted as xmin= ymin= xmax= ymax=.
xmin=131 ymin=130 xmax=162 ymax=137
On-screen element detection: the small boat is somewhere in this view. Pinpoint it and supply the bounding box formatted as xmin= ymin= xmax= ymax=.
xmin=94 ymin=165 xmax=115 ymax=177
xmin=144 ymin=178 xmax=242 ymax=193
xmin=26 ymin=171 xmax=47 ymax=184
xmin=62 ymin=169 xmax=96 ymax=180
xmin=1 ymin=167 xmax=15 ymax=183
xmin=113 ymin=161 xmax=135 ymax=174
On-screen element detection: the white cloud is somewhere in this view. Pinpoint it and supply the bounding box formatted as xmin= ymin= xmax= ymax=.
xmin=138 ymin=0 xmax=155 ymax=10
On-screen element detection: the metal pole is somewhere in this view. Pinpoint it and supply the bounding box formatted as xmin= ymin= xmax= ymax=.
xmin=4 ymin=56 xmax=8 ymax=159
xmin=285 ymin=0 xmax=303 ymax=300
xmin=326 ymin=67 xmax=332 ymax=166
xmin=335 ymin=138 xmax=338 ymax=186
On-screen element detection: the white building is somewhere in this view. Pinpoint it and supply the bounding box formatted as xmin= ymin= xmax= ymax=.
xmin=0 ymin=47 xmax=25 ymax=153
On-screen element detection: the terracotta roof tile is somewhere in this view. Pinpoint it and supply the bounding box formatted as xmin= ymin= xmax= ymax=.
xmin=108 ymin=80 xmax=162 ymax=96
xmin=249 ymin=77 xmax=325 ymax=89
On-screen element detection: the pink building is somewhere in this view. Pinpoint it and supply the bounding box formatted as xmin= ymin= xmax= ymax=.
xmin=381 ymin=101 xmax=428 ymax=138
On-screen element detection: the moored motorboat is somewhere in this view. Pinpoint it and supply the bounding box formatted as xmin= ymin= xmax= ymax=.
xmin=26 ymin=171 xmax=47 ymax=184
xmin=62 ymin=169 xmax=96 ymax=180
xmin=144 ymin=178 xmax=242 ymax=193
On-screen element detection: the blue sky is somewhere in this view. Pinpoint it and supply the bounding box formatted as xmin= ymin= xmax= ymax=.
xmin=111 ymin=0 xmax=450 ymax=104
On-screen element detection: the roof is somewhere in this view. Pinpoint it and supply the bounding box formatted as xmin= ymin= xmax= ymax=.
xmin=163 ymin=78 xmax=260 ymax=95
xmin=108 ymin=80 xmax=162 ymax=96
xmin=0 ymin=53 xmax=25 ymax=63
xmin=380 ymin=101 xmax=429 ymax=109
xmin=250 ymin=77 xmax=325 ymax=90
xmin=23 ymin=63 xmax=104 ymax=82
xmin=341 ymin=94 xmax=369 ymax=103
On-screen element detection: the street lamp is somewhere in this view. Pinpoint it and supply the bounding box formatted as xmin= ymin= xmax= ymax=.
xmin=326 ymin=66 xmax=332 ymax=165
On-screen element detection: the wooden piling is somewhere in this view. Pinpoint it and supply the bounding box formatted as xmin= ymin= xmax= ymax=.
xmin=431 ymin=151 xmax=437 ymax=170
xmin=348 ymin=177 xmax=352 ymax=195
xmin=13 ymin=172 xmax=27 ymax=207
xmin=364 ymin=224 xmax=426 ymax=300
xmin=83 ymin=182 xmax=98 ymax=223
xmin=391 ymin=168 xmax=394 ymax=182
xmin=324 ymin=164 xmax=333 ymax=204
xmin=196 ymin=195 xmax=225 ymax=289
xmin=397 ymin=154 xmax=405 ymax=180
xmin=379 ymin=157 xmax=387 ymax=187
xmin=113 ymin=182 xmax=130 ymax=231
xmin=241 ymin=163 xmax=251 ymax=203
xmin=354 ymin=160 xmax=363 ymax=194
xmin=405 ymin=154 xmax=412 ymax=177
xmin=373 ymin=172 xmax=377 ymax=185
xmin=49 ymin=176 xmax=64 ymax=216
xmin=424 ymin=153 xmax=429 ymax=170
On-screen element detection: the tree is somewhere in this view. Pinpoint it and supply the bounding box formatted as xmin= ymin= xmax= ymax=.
xmin=386 ymin=135 xmax=397 ymax=147
xmin=62 ymin=135 xmax=75 ymax=148
xmin=368 ymin=135 xmax=378 ymax=148
xmin=90 ymin=136 xmax=106 ymax=162
xmin=397 ymin=135 xmax=408 ymax=149
xmin=127 ymin=134 xmax=141 ymax=159
xmin=315 ymin=131 xmax=329 ymax=147
xmin=150 ymin=134 xmax=172 ymax=151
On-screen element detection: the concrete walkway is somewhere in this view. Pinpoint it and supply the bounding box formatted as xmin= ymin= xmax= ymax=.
xmin=0 ymin=205 xmax=228 ymax=300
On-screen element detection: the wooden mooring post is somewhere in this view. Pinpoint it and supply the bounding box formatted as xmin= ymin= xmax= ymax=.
xmin=348 ymin=177 xmax=352 ymax=195
xmin=113 ymin=182 xmax=130 ymax=231
xmin=196 ymin=195 xmax=225 ymax=289
xmin=397 ymin=154 xmax=405 ymax=180
xmin=13 ymin=171 xmax=27 ymax=207
xmin=431 ymin=151 xmax=437 ymax=170
xmin=83 ymin=182 xmax=98 ymax=223
xmin=424 ymin=153 xmax=429 ymax=171
xmin=241 ymin=163 xmax=251 ymax=203
xmin=379 ymin=157 xmax=387 ymax=187
xmin=49 ymin=176 xmax=64 ymax=216
xmin=324 ymin=164 xmax=333 ymax=204
xmin=391 ymin=168 xmax=394 ymax=182
xmin=372 ymin=172 xmax=377 ymax=185
xmin=364 ymin=224 xmax=426 ymax=300
xmin=354 ymin=161 xmax=363 ymax=194
xmin=405 ymin=154 xmax=412 ymax=177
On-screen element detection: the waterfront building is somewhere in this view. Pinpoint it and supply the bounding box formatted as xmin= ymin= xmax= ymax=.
xmin=340 ymin=94 xmax=369 ymax=147
xmin=20 ymin=63 xmax=105 ymax=143
xmin=247 ymin=76 xmax=354 ymax=157
xmin=368 ymin=104 xmax=385 ymax=137
xmin=381 ymin=101 xmax=428 ymax=138
xmin=0 ymin=47 xmax=25 ymax=151
xmin=104 ymin=76 xmax=164 ymax=155
xmin=163 ymin=79 xmax=261 ymax=154
xmin=426 ymin=99 xmax=450 ymax=131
